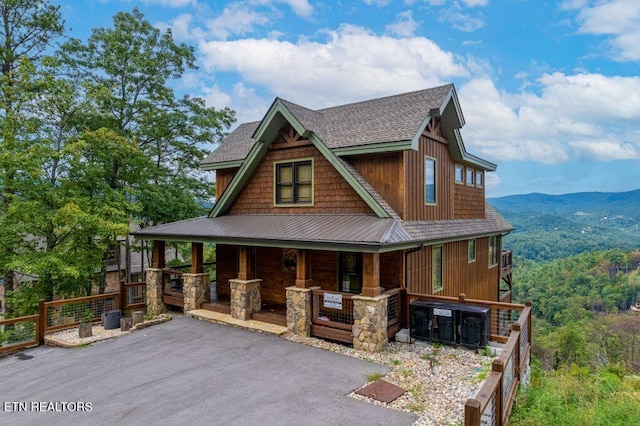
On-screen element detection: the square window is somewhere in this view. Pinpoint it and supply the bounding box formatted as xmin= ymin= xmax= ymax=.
xmin=275 ymin=159 xmax=313 ymax=205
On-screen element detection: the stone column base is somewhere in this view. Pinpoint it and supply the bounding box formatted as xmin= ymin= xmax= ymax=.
xmin=183 ymin=272 xmax=211 ymax=313
xmin=286 ymin=286 xmax=319 ymax=337
xmin=230 ymin=279 xmax=262 ymax=320
xmin=146 ymin=268 xmax=166 ymax=317
xmin=352 ymin=294 xmax=389 ymax=352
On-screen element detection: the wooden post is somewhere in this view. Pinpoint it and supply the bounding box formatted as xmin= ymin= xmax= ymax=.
xmin=238 ymin=246 xmax=255 ymax=280
xmin=458 ymin=293 xmax=466 ymax=304
xmin=38 ymin=299 xmax=46 ymax=345
xmin=119 ymin=280 xmax=126 ymax=311
xmin=295 ymin=249 xmax=313 ymax=288
xmin=464 ymin=399 xmax=481 ymax=426
xmin=492 ymin=359 xmax=504 ymax=426
xmin=191 ymin=242 xmax=204 ymax=274
xmin=361 ymin=252 xmax=383 ymax=297
xmin=526 ymin=301 xmax=532 ymax=345
xmin=152 ymin=240 xmax=166 ymax=269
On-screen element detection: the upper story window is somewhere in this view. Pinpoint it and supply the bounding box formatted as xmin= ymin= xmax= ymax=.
xmin=489 ymin=235 xmax=499 ymax=267
xmin=424 ymin=156 xmax=436 ymax=205
xmin=466 ymin=167 xmax=475 ymax=186
xmin=476 ymin=171 xmax=484 ymax=188
xmin=454 ymin=164 xmax=464 ymax=184
xmin=432 ymin=245 xmax=443 ymax=293
xmin=275 ymin=159 xmax=313 ymax=206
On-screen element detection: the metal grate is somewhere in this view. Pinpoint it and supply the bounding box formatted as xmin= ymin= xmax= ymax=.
xmin=312 ymin=291 xmax=354 ymax=325
xmin=502 ymin=351 xmax=515 ymax=409
xmin=480 ymin=392 xmax=496 ymax=426
xmin=0 ymin=317 xmax=37 ymax=349
xmin=387 ymin=292 xmax=399 ymax=322
xmin=126 ymin=283 xmax=146 ymax=306
xmin=46 ymin=294 xmax=119 ymax=331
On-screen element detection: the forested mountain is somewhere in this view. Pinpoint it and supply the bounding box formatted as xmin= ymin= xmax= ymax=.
xmin=488 ymin=190 xmax=640 ymax=262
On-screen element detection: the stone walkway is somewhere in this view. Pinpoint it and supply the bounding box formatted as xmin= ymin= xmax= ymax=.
xmin=187 ymin=309 xmax=288 ymax=335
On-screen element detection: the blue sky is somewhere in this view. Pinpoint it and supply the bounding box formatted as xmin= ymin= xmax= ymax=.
xmin=57 ymin=0 xmax=640 ymax=198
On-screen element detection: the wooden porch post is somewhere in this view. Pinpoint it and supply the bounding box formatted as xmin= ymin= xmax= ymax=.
xmin=191 ymin=242 xmax=204 ymax=274
xmin=361 ymin=252 xmax=383 ymax=297
xmin=238 ymin=246 xmax=255 ymax=280
xmin=152 ymin=240 xmax=166 ymax=269
xmin=295 ymin=249 xmax=313 ymax=288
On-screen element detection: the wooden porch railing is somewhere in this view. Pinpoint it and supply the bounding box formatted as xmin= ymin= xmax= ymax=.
xmin=310 ymin=289 xmax=354 ymax=343
xmin=162 ymin=268 xmax=184 ymax=308
xmin=465 ymin=305 xmax=532 ymax=426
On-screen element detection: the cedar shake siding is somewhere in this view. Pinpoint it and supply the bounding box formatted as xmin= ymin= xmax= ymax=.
xmin=229 ymin=144 xmax=373 ymax=215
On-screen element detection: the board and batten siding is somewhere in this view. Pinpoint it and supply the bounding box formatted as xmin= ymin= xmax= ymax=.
xmin=349 ymin=153 xmax=405 ymax=218
xmin=228 ymin=144 xmax=373 ymax=215
xmin=403 ymin=134 xmax=454 ymax=221
xmin=215 ymin=169 xmax=237 ymax=200
xmin=406 ymin=237 xmax=500 ymax=301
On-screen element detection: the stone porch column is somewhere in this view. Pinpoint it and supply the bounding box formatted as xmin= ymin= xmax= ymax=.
xmin=229 ymin=279 xmax=262 ymax=320
xmin=352 ymin=294 xmax=389 ymax=352
xmin=146 ymin=268 xmax=166 ymax=316
xmin=183 ymin=272 xmax=211 ymax=313
xmin=286 ymin=286 xmax=319 ymax=337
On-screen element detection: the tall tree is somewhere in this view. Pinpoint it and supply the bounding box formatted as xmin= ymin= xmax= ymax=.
xmin=0 ymin=0 xmax=64 ymax=312
xmin=58 ymin=8 xmax=234 ymax=280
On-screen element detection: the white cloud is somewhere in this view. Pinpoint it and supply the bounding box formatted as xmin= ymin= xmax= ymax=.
xmin=140 ymin=0 xmax=196 ymax=7
xmin=249 ymin=0 xmax=314 ymax=18
xmin=437 ymin=3 xmax=485 ymax=32
xmin=199 ymin=24 xmax=468 ymax=110
xmin=202 ymin=82 xmax=271 ymax=124
xmin=207 ymin=3 xmax=270 ymax=40
xmin=573 ymin=0 xmax=640 ymax=61
xmin=459 ymin=73 xmax=640 ymax=164
xmin=385 ymin=10 xmax=420 ymax=37
xmin=363 ymin=0 xmax=391 ymax=6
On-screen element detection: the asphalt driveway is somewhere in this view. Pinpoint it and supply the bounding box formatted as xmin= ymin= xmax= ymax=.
xmin=0 ymin=316 xmax=416 ymax=425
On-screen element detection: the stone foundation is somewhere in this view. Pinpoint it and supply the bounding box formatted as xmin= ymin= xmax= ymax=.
xmin=286 ymin=286 xmax=318 ymax=337
xmin=146 ymin=268 xmax=166 ymax=316
xmin=183 ymin=272 xmax=211 ymax=313
xmin=230 ymin=279 xmax=262 ymax=320
xmin=352 ymin=294 xmax=389 ymax=352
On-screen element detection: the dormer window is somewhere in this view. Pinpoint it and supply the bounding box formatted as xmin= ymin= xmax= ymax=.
xmin=275 ymin=159 xmax=313 ymax=206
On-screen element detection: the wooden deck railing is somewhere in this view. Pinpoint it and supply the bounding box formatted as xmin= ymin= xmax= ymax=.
xmin=0 ymin=284 xmax=149 ymax=355
xmin=465 ymin=305 xmax=532 ymax=426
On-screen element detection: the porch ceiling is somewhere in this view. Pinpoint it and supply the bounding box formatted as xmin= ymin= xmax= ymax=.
xmin=132 ymin=214 xmax=415 ymax=252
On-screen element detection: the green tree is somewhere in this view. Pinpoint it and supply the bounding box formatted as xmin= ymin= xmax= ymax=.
xmin=0 ymin=0 xmax=64 ymax=313
xmin=57 ymin=8 xmax=234 ymax=280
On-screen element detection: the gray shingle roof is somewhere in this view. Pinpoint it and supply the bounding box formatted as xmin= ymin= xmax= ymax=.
xmin=201 ymin=84 xmax=453 ymax=166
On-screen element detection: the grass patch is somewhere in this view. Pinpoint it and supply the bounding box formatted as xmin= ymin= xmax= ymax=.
xmin=407 ymin=404 xmax=426 ymax=413
xmin=390 ymin=358 xmax=402 ymax=366
xmin=366 ymin=372 xmax=384 ymax=382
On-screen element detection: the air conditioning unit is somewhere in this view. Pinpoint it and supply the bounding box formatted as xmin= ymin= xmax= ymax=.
xmin=458 ymin=305 xmax=491 ymax=348
xmin=410 ymin=301 xmax=458 ymax=344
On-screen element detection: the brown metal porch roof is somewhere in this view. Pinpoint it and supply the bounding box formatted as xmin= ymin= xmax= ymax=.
xmin=132 ymin=205 xmax=513 ymax=252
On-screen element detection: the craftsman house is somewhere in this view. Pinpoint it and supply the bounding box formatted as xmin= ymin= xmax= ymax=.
xmin=134 ymin=84 xmax=514 ymax=352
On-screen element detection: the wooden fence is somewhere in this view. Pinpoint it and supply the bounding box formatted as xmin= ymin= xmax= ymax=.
xmin=0 ymin=282 xmax=146 ymax=356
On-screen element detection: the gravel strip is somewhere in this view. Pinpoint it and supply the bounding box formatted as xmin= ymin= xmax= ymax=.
xmin=284 ymin=333 xmax=494 ymax=425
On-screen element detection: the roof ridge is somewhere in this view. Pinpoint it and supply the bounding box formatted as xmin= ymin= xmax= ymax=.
xmin=317 ymin=83 xmax=453 ymax=113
